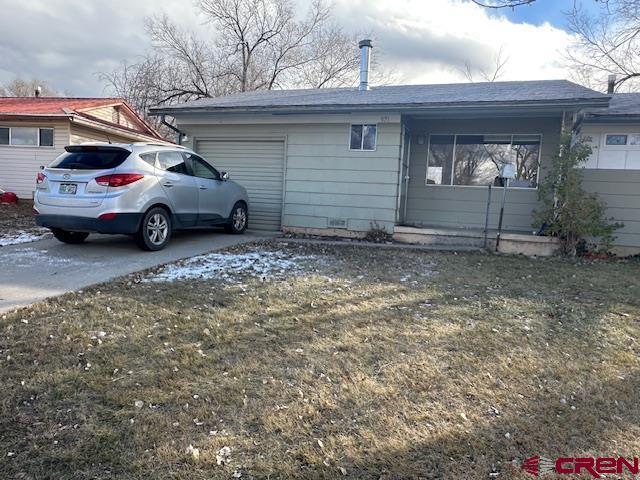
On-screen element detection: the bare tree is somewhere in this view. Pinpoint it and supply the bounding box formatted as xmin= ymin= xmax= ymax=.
xmin=566 ymin=0 xmax=640 ymax=91
xmin=459 ymin=46 xmax=509 ymax=82
xmin=101 ymin=0 xmax=362 ymax=122
xmin=0 ymin=78 xmax=59 ymax=97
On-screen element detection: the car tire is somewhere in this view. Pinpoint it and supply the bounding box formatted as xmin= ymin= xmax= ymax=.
xmin=135 ymin=207 xmax=172 ymax=251
xmin=51 ymin=228 xmax=90 ymax=244
xmin=224 ymin=202 xmax=248 ymax=234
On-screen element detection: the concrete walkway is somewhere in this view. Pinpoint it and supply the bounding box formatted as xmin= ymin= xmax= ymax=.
xmin=0 ymin=229 xmax=275 ymax=313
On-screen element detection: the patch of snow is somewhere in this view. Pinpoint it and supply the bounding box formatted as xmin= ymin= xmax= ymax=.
xmin=3 ymin=247 xmax=90 ymax=267
xmin=0 ymin=229 xmax=50 ymax=247
xmin=147 ymin=250 xmax=313 ymax=283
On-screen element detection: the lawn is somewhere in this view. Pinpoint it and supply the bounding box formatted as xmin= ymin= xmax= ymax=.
xmin=1 ymin=241 xmax=639 ymax=479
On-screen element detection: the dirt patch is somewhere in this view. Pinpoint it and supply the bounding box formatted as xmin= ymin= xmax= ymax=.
xmin=0 ymin=202 xmax=49 ymax=246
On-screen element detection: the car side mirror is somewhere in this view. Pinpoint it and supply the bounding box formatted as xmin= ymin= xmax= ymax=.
xmin=220 ymin=171 xmax=229 ymax=181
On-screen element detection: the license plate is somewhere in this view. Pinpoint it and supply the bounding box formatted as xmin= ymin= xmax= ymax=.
xmin=59 ymin=183 xmax=77 ymax=195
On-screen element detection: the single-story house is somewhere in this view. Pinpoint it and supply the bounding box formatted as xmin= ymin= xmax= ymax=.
xmin=0 ymin=97 xmax=168 ymax=199
xmin=150 ymin=42 xmax=639 ymax=254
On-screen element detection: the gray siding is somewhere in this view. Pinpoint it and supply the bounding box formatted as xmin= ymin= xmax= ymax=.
xmin=582 ymin=169 xmax=640 ymax=248
xmin=179 ymin=118 xmax=402 ymax=233
xmin=403 ymin=116 xmax=562 ymax=233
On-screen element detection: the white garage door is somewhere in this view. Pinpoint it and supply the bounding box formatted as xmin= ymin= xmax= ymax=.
xmin=196 ymin=139 xmax=285 ymax=231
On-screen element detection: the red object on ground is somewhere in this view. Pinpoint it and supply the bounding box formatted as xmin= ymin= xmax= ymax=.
xmin=0 ymin=192 xmax=18 ymax=203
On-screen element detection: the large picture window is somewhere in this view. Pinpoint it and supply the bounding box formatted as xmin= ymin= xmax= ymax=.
xmin=427 ymin=134 xmax=541 ymax=188
xmin=0 ymin=126 xmax=54 ymax=147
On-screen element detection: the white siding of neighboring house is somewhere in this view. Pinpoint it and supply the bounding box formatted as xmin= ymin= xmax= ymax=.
xmin=84 ymin=105 xmax=143 ymax=131
xmin=0 ymin=121 xmax=70 ymax=199
xmin=69 ymin=124 xmax=137 ymax=145
xmin=177 ymin=113 xmax=403 ymax=234
xmin=579 ymin=123 xmax=640 ymax=251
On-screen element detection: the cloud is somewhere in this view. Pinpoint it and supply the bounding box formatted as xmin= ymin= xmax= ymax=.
xmin=0 ymin=0 xmax=575 ymax=96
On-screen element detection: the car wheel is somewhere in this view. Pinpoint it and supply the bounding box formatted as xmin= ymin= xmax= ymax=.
xmin=135 ymin=207 xmax=172 ymax=251
xmin=51 ymin=228 xmax=90 ymax=244
xmin=225 ymin=202 xmax=248 ymax=234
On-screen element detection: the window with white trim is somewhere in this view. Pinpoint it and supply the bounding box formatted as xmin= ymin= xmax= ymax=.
xmin=0 ymin=127 xmax=54 ymax=147
xmin=426 ymin=134 xmax=541 ymax=188
xmin=350 ymin=124 xmax=377 ymax=150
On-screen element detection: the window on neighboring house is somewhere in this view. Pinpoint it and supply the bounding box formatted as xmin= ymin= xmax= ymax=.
xmin=0 ymin=126 xmax=54 ymax=146
xmin=10 ymin=127 xmax=38 ymax=146
xmin=350 ymin=124 xmax=377 ymax=150
xmin=39 ymin=128 xmax=54 ymax=147
xmin=605 ymin=134 xmax=628 ymax=146
xmin=426 ymin=134 xmax=541 ymax=188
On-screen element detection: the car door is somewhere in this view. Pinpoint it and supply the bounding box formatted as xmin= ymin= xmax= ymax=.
xmin=184 ymin=153 xmax=228 ymax=226
xmin=156 ymin=151 xmax=198 ymax=227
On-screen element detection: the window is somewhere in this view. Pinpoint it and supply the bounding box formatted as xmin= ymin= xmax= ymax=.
xmin=606 ymin=134 xmax=628 ymax=146
xmin=51 ymin=147 xmax=130 ymax=170
xmin=0 ymin=126 xmax=54 ymax=146
xmin=10 ymin=127 xmax=38 ymax=146
xmin=350 ymin=124 xmax=377 ymax=150
xmin=139 ymin=152 xmax=157 ymax=166
xmin=39 ymin=128 xmax=54 ymax=147
xmin=426 ymin=134 xmax=541 ymax=188
xmin=157 ymin=151 xmax=189 ymax=175
xmin=185 ymin=153 xmax=220 ymax=180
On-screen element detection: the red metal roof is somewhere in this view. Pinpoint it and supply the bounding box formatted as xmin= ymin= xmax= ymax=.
xmin=0 ymin=96 xmax=166 ymax=140
xmin=0 ymin=97 xmax=124 ymax=115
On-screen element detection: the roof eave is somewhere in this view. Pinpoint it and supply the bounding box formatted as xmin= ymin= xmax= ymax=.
xmin=150 ymin=97 xmax=611 ymax=116
xmin=582 ymin=114 xmax=640 ymax=124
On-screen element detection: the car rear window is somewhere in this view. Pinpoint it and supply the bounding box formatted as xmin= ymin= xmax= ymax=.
xmin=51 ymin=147 xmax=130 ymax=170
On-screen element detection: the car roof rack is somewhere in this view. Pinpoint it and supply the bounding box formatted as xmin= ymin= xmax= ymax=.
xmin=131 ymin=142 xmax=186 ymax=149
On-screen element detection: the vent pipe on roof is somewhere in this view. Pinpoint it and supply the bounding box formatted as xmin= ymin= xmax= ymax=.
xmin=359 ymin=39 xmax=373 ymax=92
xmin=607 ymin=74 xmax=616 ymax=94
xmin=35 ymin=86 xmax=42 ymax=98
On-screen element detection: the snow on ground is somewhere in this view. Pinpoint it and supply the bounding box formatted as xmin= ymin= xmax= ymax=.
xmin=3 ymin=247 xmax=92 ymax=267
xmin=147 ymin=250 xmax=313 ymax=283
xmin=0 ymin=229 xmax=50 ymax=247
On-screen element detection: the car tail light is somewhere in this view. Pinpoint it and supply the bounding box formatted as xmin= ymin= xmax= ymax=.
xmin=95 ymin=173 xmax=144 ymax=187
xmin=36 ymin=172 xmax=46 ymax=184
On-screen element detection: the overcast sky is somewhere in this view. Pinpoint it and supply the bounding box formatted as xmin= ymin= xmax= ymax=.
xmin=0 ymin=0 xmax=596 ymax=96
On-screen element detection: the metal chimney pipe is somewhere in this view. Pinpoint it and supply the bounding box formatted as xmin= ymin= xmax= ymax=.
xmin=35 ymin=86 xmax=42 ymax=98
xmin=607 ymin=74 xmax=616 ymax=94
xmin=358 ymin=39 xmax=373 ymax=92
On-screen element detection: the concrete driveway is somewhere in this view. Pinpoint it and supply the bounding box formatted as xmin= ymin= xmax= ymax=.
xmin=0 ymin=229 xmax=276 ymax=313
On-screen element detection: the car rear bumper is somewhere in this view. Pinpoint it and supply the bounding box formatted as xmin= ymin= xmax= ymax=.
xmin=35 ymin=213 xmax=143 ymax=234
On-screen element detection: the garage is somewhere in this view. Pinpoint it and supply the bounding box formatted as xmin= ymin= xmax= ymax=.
xmin=196 ymin=139 xmax=285 ymax=231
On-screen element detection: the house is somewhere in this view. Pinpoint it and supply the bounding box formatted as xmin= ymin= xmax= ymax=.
xmin=151 ymin=41 xmax=639 ymax=254
xmin=0 ymin=96 xmax=168 ymax=198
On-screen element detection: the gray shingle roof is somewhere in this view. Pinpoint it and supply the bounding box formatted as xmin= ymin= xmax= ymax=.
xmin=151 ymin=80 xmax=608 ymax=115
xmin=585 ymin=92 xmax=640 ymax=119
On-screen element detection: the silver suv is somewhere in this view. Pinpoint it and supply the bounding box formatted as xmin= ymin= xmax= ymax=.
xmin=34 ymin=143 xmax=249 ymax=250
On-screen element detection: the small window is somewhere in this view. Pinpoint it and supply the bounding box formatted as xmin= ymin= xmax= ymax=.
xmin=39 ymin=128 xmax=54 ymax=147
xmin=606 ymin=134 xmax=628 ymax=146
xmin=139 ymin=152 xmax=157 ymax=166
xmin=0 ymin=127 xmax=8 ymax=145
xmin=157 ymin=151 xmax=189 ymax=175
xmin=185 ymin=153 xmax=220 ymax=180
xmin=11 ymin=127 xmax=38 ymax=146
xmin=350 ymin=124 xmax=377 ymax=150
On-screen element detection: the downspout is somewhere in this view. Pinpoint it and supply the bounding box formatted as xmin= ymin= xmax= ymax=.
xmin=402 ymin=128 xmax=411 ymax=222
xmin=160 ymin=115 xmax=185 ymax=145
xmin=395 ymin=123 xmax=406 ymax=226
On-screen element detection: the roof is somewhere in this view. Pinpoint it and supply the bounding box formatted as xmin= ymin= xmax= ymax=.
xmin=583 ymin=93 xmax=640 ymax=123
xmin=0 ymin=97 xmax=165 ymax=140
xmin=0 ymin=97 xmax=123 ymax=115
xmin=151 ymin=80 xmax=609 ymax=115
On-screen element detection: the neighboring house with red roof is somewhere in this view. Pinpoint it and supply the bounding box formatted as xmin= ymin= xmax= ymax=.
xmin=0 ymin=97 xmax=169 ymax=198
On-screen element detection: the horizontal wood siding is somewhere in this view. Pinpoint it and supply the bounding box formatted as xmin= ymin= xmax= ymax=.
xmin=69 ymin=125 xmax=134 ymax=145
xmin=0 ymin=121 xmax=69 ymax=199
xmin=403 ymin=116 xmax=562 ymax=232
xmin=180 ymin=118 xmax=402 ymax=233
xmin=582 ymin=169 xmax=640 ymax=247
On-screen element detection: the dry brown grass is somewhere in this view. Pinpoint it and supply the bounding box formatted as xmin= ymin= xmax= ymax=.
xmin=1 ymin=241 xmax=640 ymax=479
xmin=0 ymin=201 xmax=38 ymax=235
